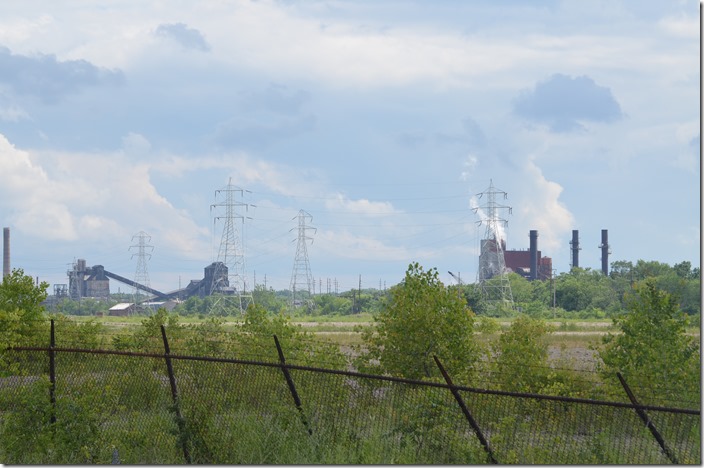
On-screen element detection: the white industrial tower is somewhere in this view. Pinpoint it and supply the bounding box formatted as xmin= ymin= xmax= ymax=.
xmin=210 ymin=178 xmax=253 ymax=314
xmin=473 ymin=179 xmax=515 ymax=310
xmin=130 ymin=231 xmax=153 ymax=311
xmin=289 ymin=209 xmax=315 ymax=307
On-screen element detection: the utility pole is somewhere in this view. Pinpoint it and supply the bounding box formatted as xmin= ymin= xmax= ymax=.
xmin=552 ymin=268 xmax=557 ymax=319
xmin=448 ymin=271 xmax=463 ymax=300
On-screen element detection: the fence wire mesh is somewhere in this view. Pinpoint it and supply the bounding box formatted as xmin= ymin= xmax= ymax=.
xmin=0 ymin=321 xmax=700 ymax=464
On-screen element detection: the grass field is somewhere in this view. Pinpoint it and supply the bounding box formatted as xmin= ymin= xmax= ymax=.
xmin=68 ymin=313 xmax=699 ymax=372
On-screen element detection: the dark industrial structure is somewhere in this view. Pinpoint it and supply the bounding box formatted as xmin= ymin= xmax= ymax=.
xmin=502 ymin=229 xmax=553 ymax=281
xmin=66 ymin=259 xmax=229 ymax=301
xmin=570 ymin=230 xmax=580 ymax=269
xmin=599 ymin=229 xmax=610 ymax=275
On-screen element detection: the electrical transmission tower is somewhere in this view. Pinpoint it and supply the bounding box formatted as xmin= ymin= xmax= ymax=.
xmin=473 ymin=179 xmax=515 ymax=311
xmin=289 ymin=209 xmax=316 ymax=308
xmin=210 ymin=178 xmax=253 ymax=314
xmin=130 ymin=231 xmax=153 ymax=312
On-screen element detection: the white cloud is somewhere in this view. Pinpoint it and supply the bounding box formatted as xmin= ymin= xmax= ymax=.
xmin=122 ymin=132 xmax=152 ymax=155
xmin=0 ymin=13 xmax=53 ymax=44
xmin=658 ymin=13 xmax=699 ymax=38
xmin=0 ymin=1 xmax=695 ymax=93
xmin=316 ymin=229 xmax=411 ymax=261
xmin=460 ymin=154 xmax=478 ymax=181
xmin=0 ymin=133 xmax=210 ymax=258
xmin=0 ymin=104 xmax=30 ymax=122
xmin=515 ymin=159 xmax=575 ymax=254
xmin=325 ymin=193 xmax=398 ymax=216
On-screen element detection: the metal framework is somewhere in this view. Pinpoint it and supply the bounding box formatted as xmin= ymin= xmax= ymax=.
xmin=473 ymin=179 xmax=515 ymax=310
xmin=210 ymin=178 xmax=253 ymax=314
xmin=289 ymin=209 xmax=315 ymax=308
xmin=130 ymin=231 xmax=153 ymax=311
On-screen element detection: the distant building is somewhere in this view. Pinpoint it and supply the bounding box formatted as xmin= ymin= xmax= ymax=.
xmin=108 ymin=303 xmax=136 ymax=316
xmin=504 ymin=249 xmax=553 ymax=280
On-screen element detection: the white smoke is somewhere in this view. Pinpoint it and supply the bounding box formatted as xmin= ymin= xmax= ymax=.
xmin=469 ymin=194 xmax=508 ymax=246
xmin=517 ymin=159 xmax=575 ymax=253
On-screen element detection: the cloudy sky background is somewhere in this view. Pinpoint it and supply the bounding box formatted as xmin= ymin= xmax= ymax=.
xmin=0 ymin=0 xmax=699 ymax=294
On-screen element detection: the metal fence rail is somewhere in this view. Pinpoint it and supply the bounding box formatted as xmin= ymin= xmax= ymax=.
xmin=0 ymin=321 xmax=699 ymax=464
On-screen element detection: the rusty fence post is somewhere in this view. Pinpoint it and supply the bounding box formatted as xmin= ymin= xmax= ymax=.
xmin=433 ymin=356 xmax=498 ymax=464
xmin=273 ymin=335 xmax=312 ymax=435
xmin=617 ymin=372 xmax=679 ymax=464
xmin=49 ymin=319 xmax=56 ymax=425
xmin=160 ymin=325 xmax=192 ymax=464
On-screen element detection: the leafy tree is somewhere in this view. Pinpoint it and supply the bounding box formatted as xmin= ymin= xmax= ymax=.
xmin=0 ymin=269 xmax=49 ymax=359
xmin=507 ymin=272 xmax=532 ymax=304
xmin=490 ymin=315 xmax=551 ymax=393
xmin=358 ymin=262 xmax=479 ymax=381
xmin=598 ymin=279 xmax=700 ymax=406
xmin=232 ymin=303 xmax=346 ymax=368
xmin=314 ymin=293 xmax=352 ymax=315
xmin=555 ymin=268 xmax=619 ymax=313
xmin=632 ymin=259 xmax=671 ymax=280
xmin=252 ymin=284 xmax=288 ymax=313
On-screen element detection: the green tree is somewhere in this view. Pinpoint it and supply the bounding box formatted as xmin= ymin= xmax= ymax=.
xmin=0 ymin=269 xmax=50 ymax=373
xmin=252 ymin=284 xmax=288 ymax=314
xmin=555 ymin=268 xmax=619 ymax=313
xmin=232 ymin=303 xmax=346 ymax=368
xmin=358 ymin=263 xmax=479 ymax=381
xmin=598 ymin=279 xmax=700 ymax=406
xmin=0 ymin=268 xmax=49 ymax=346
xmin=491 ymin=315 xmax=552 ymax=393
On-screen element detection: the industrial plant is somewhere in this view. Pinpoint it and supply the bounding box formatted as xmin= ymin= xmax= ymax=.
xmin=2 ymin=178 xmax=613 ymax=313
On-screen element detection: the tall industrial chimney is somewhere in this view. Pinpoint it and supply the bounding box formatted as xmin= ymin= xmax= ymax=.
xmin=2 ymin=227 xmax=9 ymax=279
xmin=600 ymin=229 xmax=609 ymax=275
xmin=529 ymin=230 xmax=538 ymax=281
xmin=570 ymin=230 xmax=580 ymax=269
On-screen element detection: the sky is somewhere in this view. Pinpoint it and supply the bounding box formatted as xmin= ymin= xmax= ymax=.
xmin=0 ymin=0 xmax=700 ymax=295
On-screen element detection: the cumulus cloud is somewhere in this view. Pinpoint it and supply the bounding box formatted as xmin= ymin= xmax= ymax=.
xmin=0 ymin=104 xmax=30 ymax=122
xmin=513 ymin=73 xmax=623 ymax=132
xmin=0 ymin=132 xmax=209 ymax=258
xmin=515 ymin=159 xmax=575 ymax=253
xmin=155 ymin=23 xmax=211 ymax=51
xmin=658 ymin=13 xmax=698 ymax=39
xmin=316 ymin=229 xmax=411 ymax=261
xmin=325 ymin=193 xmax=398 ymax=216
xmin=122 ymin=132 xmax=152 ymax=155
xmin=0 ymin=46 xmax=124 ymax=103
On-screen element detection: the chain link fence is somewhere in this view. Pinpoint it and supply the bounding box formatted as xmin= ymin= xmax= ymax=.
xmin=0 ymin=319 xmax=700 ymax=464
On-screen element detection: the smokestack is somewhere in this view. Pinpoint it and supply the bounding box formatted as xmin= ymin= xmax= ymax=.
xmin=3 ymin=227 xmax=9 ymax=279
xmin=570 ymin=230 xmax=580 ymax=269
xmin=529 ymin=230 xmax=538 ymax=281
xmin=600 ymin=229 xmax=609 ymax=275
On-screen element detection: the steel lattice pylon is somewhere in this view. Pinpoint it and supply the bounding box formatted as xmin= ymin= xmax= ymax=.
xmin=210 ymin=178 xmax=253 ymax=314
xmin=473 ymin=179 xmax=515 ymax=311
xmin=130 ymin=231 xmax=153 ymax=313
xmin=289 ymin=209 xmax=315 ymax=308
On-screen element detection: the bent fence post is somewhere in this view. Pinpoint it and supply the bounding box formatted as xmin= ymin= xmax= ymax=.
xmin=433 ymin=356 xmax=498 ymax=464
xmin=49 ymin=319 xmax=56 ymax=425
xmin=160 ymin=325 xmax=192 ymax=464
xmin=617 ymin=372 xmax=679 ymax=464
xmin=273 ymin=335 xmax=312 ymax=435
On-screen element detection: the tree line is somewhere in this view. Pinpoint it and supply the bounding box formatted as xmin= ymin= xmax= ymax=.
xmin=46 ymin=258 xmax=700 ymax=319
